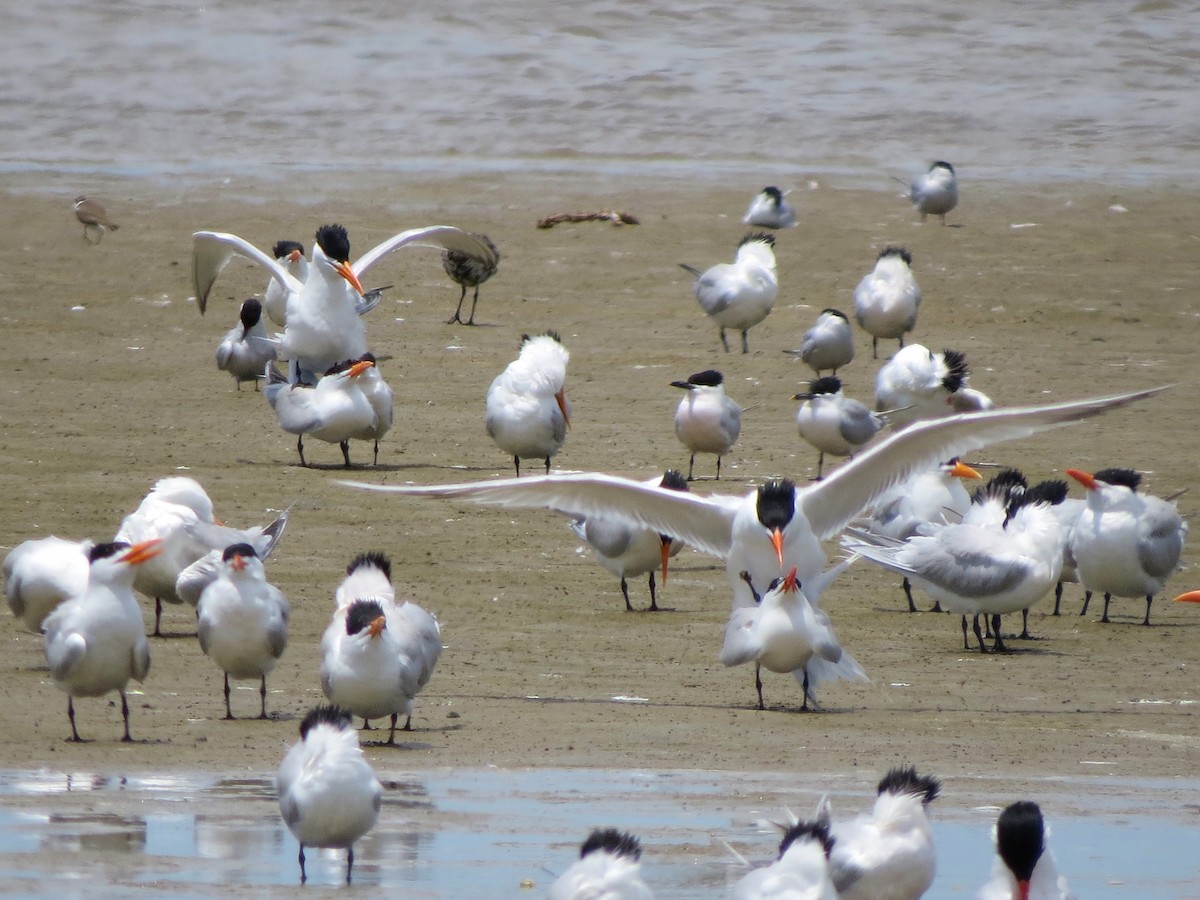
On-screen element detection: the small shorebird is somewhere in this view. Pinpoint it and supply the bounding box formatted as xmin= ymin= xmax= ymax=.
xmin=443 ymin=232 xmax=500 ymax=325
xmin=74 ymin=196 xmax=119 ymax=243
xmin=909 ymin=161 xmax=958 ymax=224
xmin=785 ymin=308 xmax=855 ymax=376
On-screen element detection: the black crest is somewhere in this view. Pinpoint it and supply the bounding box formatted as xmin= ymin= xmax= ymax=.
xmin=1023 ymin=479 xmax=1069 ymax=507
xmin=931 ymin=160 xmax=956 ymax=174
xmin=757 ymin=479 xmax=796 ymax=531
xmin=238 ymin=298 xmax=264 ymax=330
xmin=272 ymin=239 xmax=305 ymax=259
xmin=88 ymin=541 xmax=131 ymax=563
xmin=520 ymin=329 xmax=563 ymax=349
xmin=685 ymin=369 xmax=724 ymax=387
xmin=222 ymin=542 xmax=258 ymax=562
xmin=876 ymin=765 xmax=940 ymax=805
xmin=659 ymin=470 xmax=689 ymax=493
xmin=996 ymin=801 xmax=1045 ymax=883
xmin=878 ymin=245 xmax=913 ymax=266
xmin=808 ymin=375 xmax=842 ymax=396
xmin=972 ymin=469 xmax=1027 ymax=506
xmin=345 ymin=598 xmax=387 ymax=636
xmin=314 ymin=224 xmax=351 ymax=263
xmin=762 ymin=186 xmax=784 ymax=203
xmin=779 ymin=819 xmax=835 ymax=859
xmin=579 ymin=828 xmax=641 ymax=861
xmin=940 ymin=349 xmax=970 ymax=393
xmin=739 ymin=231 xmax=776 ymax=249
xmin=299 ymin=704 xmax=353 ymax=740
xmin=347 ymin=551 xmax=392 ymax=581
xmin=820 ymin=307 xmax=849 ymax=320
xmin=1093 ymin=467 xmax=1142 ymax=492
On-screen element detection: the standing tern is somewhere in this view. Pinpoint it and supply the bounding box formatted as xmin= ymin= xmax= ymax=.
xmin=1066 ymin=467 xmax=1187 ymax=625
xmin=742 ymin=186 xmax=797 ymax=229
xmin=264 ymin=358 xmax=380 ymax=467
xmin=671 ymin=369 xmax=742 ymax=481
xmin=485 ymin=331 xmax=571 ymax=476
xmin=443 ymin=232 xmax=500 ymax=325
xmin=277 ymin=705 xmax=382 ymax=885
xmin=42 ymin=540 xmax=160 ymax=742
xmin=793 ymin=376 xmax=892 ymax=480
xmin=263 ymin=240 xmax=307 ymax=327
xmin=978 ymin=801 xmax=1073 ymax=900
xmin=74 ymin=196 xmax=118 ymax=243
xmin=549 ymin=828 xmax=655 ymax=900
xmin=854 ymin=246 xmax=921 ymax=359
xmin=874 ymin=344 xmax=970 ymax=430
xmin=569 ymin=469 xmax=689 ymax=612
xmin=215 ymin=297 xmax=277 ymax=390
xmin=348 ymin=352 xmax=394 ymax=466
xmin=909 ymin=161 xmax=959 ymax=225
xmin=4 ymin=535 xmax=92 ymax=633
xmin=195 ymin=544 xmax=289 ymax=720
xmin=681 ymin=232 xmax=778 ymax=353
xmin=820 ymin=766 xmax=940 ymax=900
xmin=343 ymin=387 xmax=1169 ymax=612
xmin=734 ymin=819 xmax=838 ymax=900
xmin=785 ymin=307 xmax=855 ymax=376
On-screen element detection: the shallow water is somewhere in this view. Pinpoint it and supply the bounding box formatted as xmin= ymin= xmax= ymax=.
xmin=0 ymin=768 xmax=1196 ymax=896
xmin=6 ymin=1 xmax=1200 ymax=184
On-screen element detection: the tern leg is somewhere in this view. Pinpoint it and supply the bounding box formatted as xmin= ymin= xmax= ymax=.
xmin=120 ymin=689 xmax=133 ymax=742
xmin=1101 ymin=593 xmax=1112 ymax=623
xmin=297 ymin=435 xmax=307 ymax=467
xmin=718 ymin=328 xmax=730 ymax=352
xmin=800 ymin=669 xmax=811 ymax=712
xmin=259 ymin=674 xmax=269 ymax=719
xmin=340 ymin=440 xmax=352 ymax=468
xmin=754 ymin=663 xmax=765 ymax=710
xmin=739 ymin=570 xmax=762 ymax=604
xmin=346 ymin=845 xmax=355 ymax=885
xmin=466 ymin=286 xmax=481 ymax=325
xmin=298 ymin=845 xmax=307 ymax=884
xmin=715 ymin=454 xmax=722 ymax=481
xmin=1143 ymin=594 xmax=1153 ymax=626
xmin=544 ymin=456 xmax=551 ymax=475
xmin=361 ymin=718 xmax=373 ymax=730
xmin=931 ymin=599 xmax=943 ymax=613
xmin=153 ymin=597 xmax=164 ymax=637
xmin=387 ymin=712 xmax=398 ymax=745
xmin=647 ymin=572 xmax=659 ymax=612
xmin=1053 ymin=581 xmax=1063 ymax=615
xmin=373 ymin=439 xmax=380 ymax=466
xmin=223 ymin=673 xmax=234 ymax=720
xmin=971 ymin=614 xmax=989 ymax=653
xmin=403 ymin=713 xmax=412 ymax=731
xmin=513 ymin=455 xmax=521 ymax=477
xmin=1080 ymin=590 xmax=1092 ymax=616
xmin=814 ymin=451 xmax=825 ymax=481
xmin=1019 ymin=608 xmax=1032 ymax=639
xmin=991 ymin=614 xmax=1008 ymax=652
xmin=960 ymin=615 xmax=971 ymax=650
xmin=686 ymin=453 xmax=696 ymax=482
xmin=447 ymin=284 xmax=468 ymax=324
xmin=740 ymin=329 xmax=750 ymax=354
xmin=902 ymin=577 xmax=918 ymax=613
xmin=872 ymin=336 xmax=879 ymax=359
xmin=620 ymin=576 xmax=634 ymax=612
xmin=67 ymin=696 xmax=83 ymax=743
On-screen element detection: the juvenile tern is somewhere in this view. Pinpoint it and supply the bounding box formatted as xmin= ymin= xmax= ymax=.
xmin=734 ymin=819 xmax=838 ymax=900
xmin=485 ymin=331 xmax=571 ymax=476
xmin=874 ymin=344 xmax=969 ymax=429
xmin=263 ymin=240 xmax=307 ymax=327
xmin=1066 ymin=467 xmax=1187 ymax=625
xmin=681 ymin=232 xmax=778 ymax=353
xmin=793 ymin=376 xmax=890 ymax=480
xmin=671 ymin=369 xmax=742 ymax=481
xmin=742 ymin=186 xmax=797 ymax=229
xmin=195 ymin=543 xmax=289 ymax=720
xmin=909 ymin=161 xmax=959 ymax=225
xmin=569 ymin=469 xmax=689 ymax=611
xmin=214 ymin=297 xmax=277 ymax=390
xmin=854 ymin=246 xmax=921 ymax=359
xmin=443 ymin=232 xmax=500 ymax=325
xmin=4 ymin=535 xmax=92 ymax=633
xmin=349 ymin=352 xmax=395 ymax=466
xmin=549 ymin=828 xmax=655 ymax=900
xmin=342 ymin=387 xmax=1168 ymax=612
xmin=820 ymin=766 xmax=940 ymax=900
xmin=277 ymin=705 xmax=382 ymax=885
xmin=785 ymin=308 xmax=855 ymax=376
xmin=42 ymin=540 xmax=160 ymax=742
xmin=978 ymin=801 xmax=1073 ymax=900
xmin=74 ymin=196 xmax=118 ymax=243
xmin=264 ymin=358 xmax=379 ymax=467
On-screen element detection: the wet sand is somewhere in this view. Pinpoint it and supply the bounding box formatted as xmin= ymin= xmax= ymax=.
xmin=1 ymin=170 xmax=1197 ymax=795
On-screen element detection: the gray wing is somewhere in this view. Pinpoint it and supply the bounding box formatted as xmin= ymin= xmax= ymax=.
xmin=838 ymin=401 xmax=884 ymax=447
xmin=582 ymin=517 xmax=634 ymax=559
xmin=192 ymin=231 xmax=300 ymax=315
xmin=1139 ymin=500 xmax=1186 ymax=580
xmin=131 ymin=635 xmax=151 ymax=683
xmin=352 ymin=226 xmax=500 ymax=279
xmin=177 ymin=551 xmax=221 ymax=607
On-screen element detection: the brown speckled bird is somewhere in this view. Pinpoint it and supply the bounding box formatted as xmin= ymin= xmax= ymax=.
xmin=442 ymin=232 xmax=499 ymax=325
xmin=74 ymin=196 xmax=119 ymax=243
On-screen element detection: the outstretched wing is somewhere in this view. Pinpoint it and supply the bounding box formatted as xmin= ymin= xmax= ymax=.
xmin=352 ymin=226 xmax=500 ymax=280
xmin=192 ymin=231 xmax=301 ymax=315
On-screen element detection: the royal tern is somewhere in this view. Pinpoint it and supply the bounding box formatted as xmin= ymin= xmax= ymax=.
xmin=486 ymin=331 xmax=571 ymax=476
xmin=549 ymin=828 xmax=655 ymax=900
xmin=4 ymin=535 xmax=92 ymax=633
xmin=277 ymin=704 xmax=382 ymax=885
xmin=74 ymin=196 xmax=118 ymax=243
xmin=852 ymin=459 xmax=981 ymax=611
xmin=743 ymin=186 xmax=797 ymax=229
xmin=671 ymin=369 xmax=742 ymax=481
xmin=342 ymin=387 xmax=1168 ymax=612
xmin=793 ymin=376 xmax=891 ymax=480
xmin=720 ymin=563 xmax=866 ymax=710
xmin=570 ymin=470 xmax=689 ymax=612
xmin=348 ymin=352 xmax=394 ymax=466
xmin=443 ymin=232 xmax=500 ymax=325
xmin=1066 ymin=467 xmax=1187 ymax=625
xmin=681 ymin=232 xmax=778 ymax=353
xmin=214 ymin=297 xmax=277 ymax=390
xmin=909 ymin=161 xmax=959 ymax=225
xmin=734 ymin=819 xmax=838 ymax=900
xmin=845 ymin=479 xmax=1069 ymax=652
xmin=978 ymin=801 xmax=1073 ymax=900
xmin=854 ymin=247 xmax=921 ymax=360
xmin=874 ymin=344 xmax=969 ymax=429
xmin=263 ymin=240 xmax=307 ymax=327
xmin=821 ymin=766 xmax=940 ymax=900
xmin=195 ymin=544 xmax=289 ymax=720
xmin=42 ymin=540 xmax=160 ymax=742
xmin=265 ymin=358 xmax=379 ymax=467
xmin=115 ymin=476 xmax=289 ymax=635
xmin=785 ymin=308 xmax=855 ymax=376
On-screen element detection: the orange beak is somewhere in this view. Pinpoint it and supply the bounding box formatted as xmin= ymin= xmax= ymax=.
xmin=555 ymin=388 xmax=571 ymax=431
xmin=334 ymin=260 xmax=365 ymax=296
xmin=288 ymin=248 xmax=302 ymax=263
xmin=1173 ymin=590 xmax=1200 ymax=603
xmin=770 ymin=527 xmax=785 ymax=568
xmin=783 ymin=566 xmax=798 ymax=592
xmin=950 ymin=460 xmax=982 ymax=480
xmin=1018 ymin=880 xmax=1030 ymax=900
xmin=367 ymin=615 xmax=386 ymax=638
xmin=347 ymin=359 xmax=376 ymax=379
xmin=122 ymin=539 xmax=163 ymax=566
xmin=1066 ymin=468 xmax=1098 ymax=491
xmin=659 ymin=535 xmax=672 ymax=585
xmin=229 ymin=554 xmax=247 ymax=572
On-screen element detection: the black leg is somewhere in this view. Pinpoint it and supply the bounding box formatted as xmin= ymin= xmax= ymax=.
xmin=755 ymin=663 xmax=765 ymax=710
xmin=447 ymin=285 xmax=468 ymax=324
xmin=972 ymin=614 xmax=989 ymax=653
xmin=800 ymin=669 xmax=811 ymax=711
xmin=340 ymin=440 xmax=352 ymax=468
xmin=298 ymin=845 xmax=307 ymax=884
xmin=992 ymin=614 xmax=1008 ymax=652
xmin=620 ymin=576 xmax=633 ymax=612
xmin=259 ymin=674 xmax=269 ymax=719
xmin=903 ymin=577 xmax=917 ymax=613
xmin=403 ymin=713 xmax=412 ymax=731
xmin=1019 ymin=608 xmax=1031 ymax=639
xmin=719 ymin=328 xmax=730 ymax=352
xmin=373 ymin=439 xmax=380 ymax=466
xmin=1101 ymin=593 xmax=1112 ymax=623
xmin=960 ymin=615 xmax=970 ymax=651
xmin=1052 ymin=581 xmax=1063 ymax=615
xmin=739 ymin=570 xmax=762 ymax=604
xmin=931 ymin=600 xmax=943 ymax=613
xmin=120 ymin=689 xmax=133 ymax=742
xmin=154 ymin=597 xmax=163 ymax=637
xmin=224 ymin=672 xmax=234 ymax=720
xmin=686 ymin=454 xmax=695 ymax=482
xmin=297 ymin=435 xmax=307 ymax=467
xmin=466 ymin=286 xmax=481 ymax=325
xmin=1080 ymin=590 xmax=1092 ymax=616
xmin=715 ymin=454 xmax=722 ymax=480
xmin=740 ymin=329 xmax=750 ymax=354
xmin=544 ymin=456 xmax=551 ymax=475
xmin=386 ymin=712 xmax=398 ymax=745
xmin=1143 ymin=594 xmax=1153 ymax=626
xmin=346 ymin=845 xmax=355 ymax=885
xmin=872 ymin=336 xmax=879 ymax=359
xmin=647 ymin=572 xmax=658 ymax=612
xmin=67 ymin=696 xmax=83 ymax=742
xmin=513 ymin=455 xmax=521 ymax=477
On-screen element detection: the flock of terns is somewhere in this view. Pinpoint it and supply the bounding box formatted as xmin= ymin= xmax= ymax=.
xmin=6 ymin=165 xmax=1188 ymax=894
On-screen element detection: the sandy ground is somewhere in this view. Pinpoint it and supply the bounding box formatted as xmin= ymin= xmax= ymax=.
xmin=1 ymin=170 xmax=1197 ymax=795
